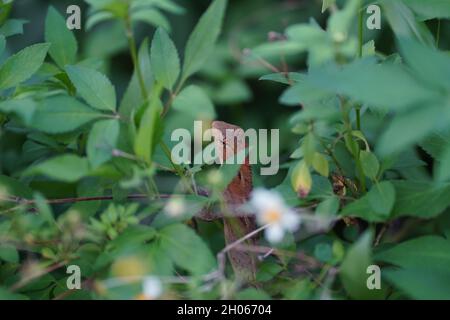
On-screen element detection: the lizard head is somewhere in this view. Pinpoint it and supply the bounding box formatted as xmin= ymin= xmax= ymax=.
xmin=212 ymin=121 xmax=246 ymax=163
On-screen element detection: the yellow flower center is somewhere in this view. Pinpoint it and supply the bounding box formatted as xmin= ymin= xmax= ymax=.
xmin=264 ymin=209 xmax=282 ymax=223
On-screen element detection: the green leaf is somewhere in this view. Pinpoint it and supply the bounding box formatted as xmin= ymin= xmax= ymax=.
xmin=316 ymin=196 xmax=340 ymax=217
xmin=0 ymin=19 xmax=27 ymax=37
xmin=376 ymin=236 xmax=450 ymax=273
xmin=392 ymin=181 xmax=450 ymax=218
xmin=360 ymin=151 xmax=380 ymax=180
xmin=33 ymin=193 xmax=55 ymax=225
xmin=150 ymin=28 xmax=180 ymax=90
xmin=0 ymin=35 xmax=5 ymax=56
xmin=87 ymin=119 xmax=120 ymax=168
xmin=0 ymin=287 xmax=29 ymax=300
xmin=158 ymin=224 xmax=216 ymax=275
xmin=172 ymin=85 xmax=216 ymax=120
xmin=308 ymin=59 xmax=437 ymax=111
xmin=383 ymin=268 xmax=450 ymax=300
xmin=436 ymin=144 xmax=450 ymax=182
xmin=312 ymin=152 xmax=329 ymax=177
xmin=236 ymin=288 xmax=271 ymax=300
xmin=341 ymin=184 xmax=394 ymax=222
xmin=327 ymin=0 xmax=360 ymax=43
xmin=381 ymin=0 xmax=435 ymax=46
xmin=403 ymin=0 xmax=450 ymax=20
xmin=132 ymin=8 xmax=170 ymax=31
xmin=45 ymin=6 xmax=78 ymax=68
xmin=119 ymin=38 xmax=154 ymax=118
xmin=322 ymin=0 xmax=336 ymax=13
xmin=0 ymin=245 xmax=19 ymax=263
xmin=32 ymin=96 xmax=105 ymax=134
xmin=399 ymin=39 xmax=450 ymax=91
xmin=367 ymin=181 xmax=396 ymax=216
xmin=134 ymin=90 xmax=163 ymax=164
xmin=0 ymin=43 xmax=50 ymax=89
xmin=66 ymin=65 xmax=116 ymax=112
xmin=24 ymin=155 xmax=90 ymax=183
xmin=0 ymin=98 xmax=36 ymax=125
xmin=340 ymin=231 xmax=385 ymax=299
xmin=181 ymin=0 xmax=227 ymax=81
xmin=376 ymin=235 xmax=450 ymax=299
xmin=0 ymin=175 xmax=33 ymax=200
xmin=377 ymin=104 xmax=446 ymax=156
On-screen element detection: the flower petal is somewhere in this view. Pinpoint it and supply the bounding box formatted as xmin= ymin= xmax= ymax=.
xmin=265 ymin=224 xmax=285 ymax=243
xmin=143 ymin=276 xmax=163 ymax=299
xmin=281 ymin=209 xmax=301 ymax=232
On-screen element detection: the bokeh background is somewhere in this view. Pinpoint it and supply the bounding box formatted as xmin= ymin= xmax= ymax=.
xmin=4 ymin=0 xmax=450 ymax=185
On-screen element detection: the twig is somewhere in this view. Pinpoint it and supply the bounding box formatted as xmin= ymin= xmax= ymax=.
xmin=10 ymin=260 xmax=68 ymax=292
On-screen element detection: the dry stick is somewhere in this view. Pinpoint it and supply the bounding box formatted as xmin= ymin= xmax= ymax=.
xmin=10 ymin=260 xmax=68 ymax=292
xmin=1 ymin=194 xmax=178 ymax=207
xmin=232 ymin=244 xmax=321 ymax=268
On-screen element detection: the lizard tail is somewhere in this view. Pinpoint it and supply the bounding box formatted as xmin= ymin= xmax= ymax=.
xmin=223 ymin=216 xmax=258 ymax=283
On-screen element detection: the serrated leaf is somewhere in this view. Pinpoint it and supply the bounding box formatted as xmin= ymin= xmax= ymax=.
xmin=172 ymin=85 xmax=216 ymax=119
xmin=0 ymin=43 xmax=50 ymax=89
xmin=150 ymin=28 xmax=180 ymax=90
xmin=66 ymin=65 xmax=116 ymax=112
xmin=45 ymin=6 xmax=78 ymax=68
xmin=134 ymin=90 xmax=163 ymax=164
xmin=316 ymin=196 xmax=340 ymax=216
xmin=392 ymin=181 xmax=450 ymax=218
xmin=181 ymin=0 xmax=227 ymax=81
xmin=158 ymin=224 xmax=216 ymax=275
xmin=381 ymin=0 xmax=435 ymax=46
xmin=23 ymin=155 xmax=90 ymax=183
xmin=360 ymin=151 xmax=380 ymax=180
xmin=340 ymin=231 xmax=386 ymax=299
xmin=119 ymin=39 xmax=154 ymax=118
xmin=312 ymin=152 xmax=329 ymax=177
xmin=308 ymin=58 xmax=437 ymax=112
xmin=377 ymin=104 xmax=446 ymax=156
xmin=403 ymin=0 xmax=450 ymax=20
xmin=399 ymin=39 xmax=450 ymax=91
xmin=87 ymin=119 xmax=120 ymax=168
xmin=376 ymin=236 xmax=450 ymax=273
xmin=375 ymin=236 xmax=450 ymax=299
xmin=367 ymin=181 xmax=396 ymax=216
xmin=32 ymin=96 xmax=105 ymax=134
xmin=132 ymin=8 xmax=170 ymax=31
xmin=0 ymin=19 xmax=27 ymax=37
xmin=0 ymin=98 xmax=36 ymax=125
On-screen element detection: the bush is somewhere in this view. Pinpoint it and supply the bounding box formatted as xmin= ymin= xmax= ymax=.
xmin=0 ymin=0 xmax=450 ymax=300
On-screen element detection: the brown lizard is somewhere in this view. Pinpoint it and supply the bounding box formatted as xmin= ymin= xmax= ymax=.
xmin=197 ymin=121 xmax=258 ymax=283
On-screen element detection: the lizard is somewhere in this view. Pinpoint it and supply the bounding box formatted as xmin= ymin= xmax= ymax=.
xmin=197 ymin=121 xmax=258 ymax=283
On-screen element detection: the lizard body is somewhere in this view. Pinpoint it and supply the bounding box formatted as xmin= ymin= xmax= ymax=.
xmin=198 ymin=121 xmax=258 ymax=283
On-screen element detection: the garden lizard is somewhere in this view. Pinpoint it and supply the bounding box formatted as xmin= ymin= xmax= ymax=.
xmin=197 ymin=121 xmax=258 ymax=283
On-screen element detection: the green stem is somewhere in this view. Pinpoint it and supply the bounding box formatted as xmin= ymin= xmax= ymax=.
xmin=340 ymin=99 xmax=366 ymax=193
xmin=358 ymin=5 xmax=364 ymax=58
xmin=355 ymin=4 xmax=364 ymax=131
xmin=125 ymin=14 xmax=147 ymax=100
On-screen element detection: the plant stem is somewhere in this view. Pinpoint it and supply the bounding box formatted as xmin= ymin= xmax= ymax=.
xmin=125 ymin=14 xmax=147 ymax=100
xmin=340 ymin=99 xmax=366 ymax=193
xmin=355 ymin=4 xmax=364 ymax=131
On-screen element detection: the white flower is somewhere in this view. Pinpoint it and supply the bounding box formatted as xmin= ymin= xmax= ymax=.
xmin=250 ymin=188 xmax=301 ymax=243
xmin=164 ymin=197 xmax=186 ymax=217
xmin=142 ymin=276 xmax=163 ymax=299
